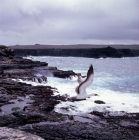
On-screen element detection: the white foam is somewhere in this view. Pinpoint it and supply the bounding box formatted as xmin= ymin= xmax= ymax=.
xmin=55 ymin=88 xmax=139 ymax=115
xmin=47 ymin=77 xmax=139 ymax=115
xmin=20 ymin=56 xmax=139 ymax=116
xmin=12 ymin=76 xmax=139 ymax=115
xmin=12 ymin=78 xmax=45 ymax=86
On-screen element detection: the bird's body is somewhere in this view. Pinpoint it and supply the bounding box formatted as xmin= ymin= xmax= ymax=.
xmin=77 ymin=74 xmax=84 ymax=84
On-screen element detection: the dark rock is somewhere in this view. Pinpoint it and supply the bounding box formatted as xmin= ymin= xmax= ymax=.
xmin=34 ymin=66 xmax=76 ymax=78
xmin=0 ymin=94 xmax=9 ymax=104
xmin=94 ymin=100 xmax=106 ymax=104
xmin=90 ymin=111 xmax=104 ymax=117
xmin=11 ymin=107 xmax=20 ymax=111
xmin=69 ymin=96 xmax=86 ymax=102
xmin=0 ymin=45 xmax=14 ymax=57
xmin=38 ymin=76 xmax=47 ymax=83
xmin=0 ymin=47 xmax=75 ymax=79
xmin=53 ymin=70 xmax=76 ymax=78
xmin=21 ymin=76 xmax=47 ymax=83
xmin=12 ymin=111 xmax=42 ymax=123
xmin=0 ymin=67 xmax=3 ymax=74
xmin=0 ymin=49 xmax=48 ymax=73
xmin=118 ymin=49 xmax=134 ymax=57
xmin=0 ymin=127 xmax=44 ymax=140
xmin=11 ymin=45 xmax=139 ymax=58
xmin=0 ymin=45 xmax=7 ymax=49
xmin=0 ymin=111 xmax=43 ymax=126
xmin=97 ymin=46 xmax=121 ymax=58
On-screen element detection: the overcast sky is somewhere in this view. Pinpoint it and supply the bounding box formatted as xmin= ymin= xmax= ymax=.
xmin=0 ymin=0 xmax=139 ymax=45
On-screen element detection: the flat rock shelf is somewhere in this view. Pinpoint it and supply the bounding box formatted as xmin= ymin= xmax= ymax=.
xmin=0 ymin=127 xmax=44 ymax=140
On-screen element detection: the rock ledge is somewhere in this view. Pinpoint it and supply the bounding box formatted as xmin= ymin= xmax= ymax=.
xmin=0 ymin=127 xmax=44 ymax=140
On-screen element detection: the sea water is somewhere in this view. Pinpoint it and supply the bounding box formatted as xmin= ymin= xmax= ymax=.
xmin=24 ymin=56 xmax=139 ymax=116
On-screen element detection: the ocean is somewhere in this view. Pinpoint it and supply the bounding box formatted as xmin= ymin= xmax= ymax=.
xmin=25 ymin=56 xmax=139 ymax=116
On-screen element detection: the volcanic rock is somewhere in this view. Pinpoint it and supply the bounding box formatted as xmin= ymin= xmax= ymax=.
xmin=94 ymin=100 xmax=106 ymax=104
xmin=1 ymin=45 xmax=139 ymax=139
xmin=12 ymin=45 xmax=139 ymax=58
xmin=0 ymin=67 xmax=3 ymax=75
xmin=0 ymin=127 xmax=44 ymax=140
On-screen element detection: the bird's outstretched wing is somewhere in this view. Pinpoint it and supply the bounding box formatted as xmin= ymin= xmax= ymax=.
xmin=76 ymin=65 xmax=94 ymax=95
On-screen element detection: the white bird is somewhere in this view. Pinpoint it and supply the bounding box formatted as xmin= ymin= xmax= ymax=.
xmin=75 ymin=64 xmax=95 ymax=99
xmin=76 ymin=73 xmax=84 ymax=84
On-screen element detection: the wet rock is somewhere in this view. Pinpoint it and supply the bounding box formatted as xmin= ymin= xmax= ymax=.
xmin=94 ymin=94 xmax=99 ymax=96
xmin=0 ymin=67 xmax=3 ymax=74
xmin=94 ymin=100 xmax=105 ymax=104
xmin=34 ymin=66 xmax=76 ymax=78
xmin=12 ymin=111 xmax=43 ymax=123
xmin=21 ymin=76 xmax=47 ymax=83
xmin=38 ymin=76 xmax=47 ymax=83
xmin=17 ymin=119 xmax=139 ymax=140
xmin=11 ymin=107 xmax=20 ymax=111
xmin=90 ymin=111 xmax=104 ymax=117
xmin=0 ymin=46 xmax=48 ymax=73
xmin=0 ymin=111 xmax=43 ymax=127
xmin=0 ymin=78 xmax=58 ymax=117
xmin=69 ymin=96 xmax=86 ymax=102
xmin=53 ymin=70 xmax=76 ymax=78
xmin=1 ymin=46 xmax=76 ymax=79
xmin=0 ymin=94 xmax=9 ymax=104
xmin=0 ymin=127 xmax=44 ymax=140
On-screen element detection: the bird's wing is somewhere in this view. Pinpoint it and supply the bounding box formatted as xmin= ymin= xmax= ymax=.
xmin=77 ymin=65 xmax=94 ymax=95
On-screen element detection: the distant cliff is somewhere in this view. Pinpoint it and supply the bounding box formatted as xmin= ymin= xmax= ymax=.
xmin=13 ymin=46 xmax=139 ymax=58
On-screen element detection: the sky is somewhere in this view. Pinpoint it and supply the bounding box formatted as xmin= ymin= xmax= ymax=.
xmin=0 ymin=0 xmax=139 ymax=45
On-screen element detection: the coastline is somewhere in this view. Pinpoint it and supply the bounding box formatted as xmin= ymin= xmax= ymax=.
xmin=8 ymin=45 xmax=139 ymax=58
xmin=0 ymin=45 xmax=139 ymax=139
xmin=9 ymin=44 xmax=139 ymax=50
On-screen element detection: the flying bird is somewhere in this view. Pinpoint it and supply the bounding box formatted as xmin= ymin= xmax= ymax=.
xmin=75 ymin=64 xmax=94 ymax=99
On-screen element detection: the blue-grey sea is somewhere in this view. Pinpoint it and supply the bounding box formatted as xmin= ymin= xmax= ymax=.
xmin=24 ymin=56 xmax=139 ymax=115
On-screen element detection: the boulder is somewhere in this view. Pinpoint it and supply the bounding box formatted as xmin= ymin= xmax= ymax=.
xmin=0 ymin=127 xmax=44 ymax=140
xmin=0 ymin=45 xmax=14 ymax=57
xmin=94 ymin=100 xmax=106 ymax=104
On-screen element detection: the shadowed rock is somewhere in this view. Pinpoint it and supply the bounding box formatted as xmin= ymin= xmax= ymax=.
xmin=94 ymin=100 xmax=106 ymax=104
xmin=0 ymin=67 xmax=3 ymax=75
xmin=12 ymin=45 xmax=139 ymax=58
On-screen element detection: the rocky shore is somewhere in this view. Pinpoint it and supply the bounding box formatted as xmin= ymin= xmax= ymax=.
xmin=0 ymin=45 xmax=139 ymax=139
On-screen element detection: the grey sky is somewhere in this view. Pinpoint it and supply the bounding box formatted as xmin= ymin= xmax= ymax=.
xmin=0 ymin=0 xmax=139 ymax=45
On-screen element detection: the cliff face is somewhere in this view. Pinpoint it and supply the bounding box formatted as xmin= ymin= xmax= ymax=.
xmin=14 ymin=46 xmax=139 ymax=58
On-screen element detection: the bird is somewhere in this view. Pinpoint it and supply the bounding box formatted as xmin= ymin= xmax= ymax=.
xmin=76 ymin=73 xmax=84 ymax=84
xmin=75 ymin=64 xmax=95 ymax=100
